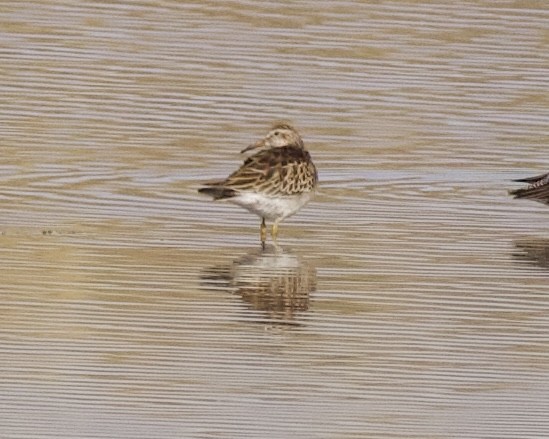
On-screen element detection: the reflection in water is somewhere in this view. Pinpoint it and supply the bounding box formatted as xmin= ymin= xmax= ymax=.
xmin=202 ymin=247 xmax=316 ymax=323
xmin=513 ymin=239 xmax=549 ymax=269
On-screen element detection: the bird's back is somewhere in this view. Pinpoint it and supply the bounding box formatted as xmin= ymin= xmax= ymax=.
xmin=208 ymin=145 xmax=317 ymax=198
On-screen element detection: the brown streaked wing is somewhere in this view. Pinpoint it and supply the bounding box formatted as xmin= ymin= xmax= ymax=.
xmin=222 ymin=146 xmax=315 ymax=196
xmin=511 ymin=185 xmax=549 ymax=204
xmin=510 ymin=172 xmax=549 ymax=203
xmin=222 ymin=150 xmax=273 ymax=191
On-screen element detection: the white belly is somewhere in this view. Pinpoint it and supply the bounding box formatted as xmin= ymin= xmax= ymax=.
xmin=228 ymin=191 xmax=314 ymax=222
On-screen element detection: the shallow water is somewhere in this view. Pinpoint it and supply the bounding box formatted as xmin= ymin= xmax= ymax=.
xmin=1 ymin=1 xmax=549 ymax=438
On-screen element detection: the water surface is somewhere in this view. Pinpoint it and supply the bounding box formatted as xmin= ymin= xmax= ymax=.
xmin=1 ymin=1 xmax=549 ymax=438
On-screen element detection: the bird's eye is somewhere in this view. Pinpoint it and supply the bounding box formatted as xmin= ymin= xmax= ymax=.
xmin=274 ymin=131 xmax=280 ymax=136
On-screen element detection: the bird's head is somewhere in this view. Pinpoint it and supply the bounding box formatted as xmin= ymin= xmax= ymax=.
xmin=241 ymin=124 xmax=303 ymax=153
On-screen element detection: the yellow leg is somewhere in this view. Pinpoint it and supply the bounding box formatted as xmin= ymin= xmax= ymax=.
xmin=271 ymin=221 xmax=279 ymax=243
xmin=260 ymin=218 xmax=267 ymax=247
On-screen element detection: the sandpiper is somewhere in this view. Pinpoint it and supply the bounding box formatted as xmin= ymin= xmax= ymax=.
xmin=510 ymin=172 xmax=549 ymax=205
xmin=199 ymin=124 xmax=318 ymax=246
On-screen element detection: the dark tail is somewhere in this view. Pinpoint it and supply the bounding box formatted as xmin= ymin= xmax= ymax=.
xmin=510 ymin=186 xmax=549 ymax=201
xmin=198 ymin=186 xmax=237 ymax=200
xmin=513 ymin=172 xmax=549 ymax=184
xmin=509 ymin=187 xmax=533 ymax=199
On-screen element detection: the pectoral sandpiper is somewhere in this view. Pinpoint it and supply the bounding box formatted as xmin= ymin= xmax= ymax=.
xmin=510 ymin=172 xmax=549 ymax=205
xmin=198 ymin=124 xmax=318 ymax=247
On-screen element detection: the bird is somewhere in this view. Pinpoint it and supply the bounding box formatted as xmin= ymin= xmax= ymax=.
xmin=510 ymin=172 xmax=549 ymax=205
xmin=198 ymin=123 xmax=318 ymax=247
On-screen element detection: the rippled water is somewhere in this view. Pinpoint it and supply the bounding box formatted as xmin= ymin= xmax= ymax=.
xmin=1 ymin=1 xmax=549 ymax=438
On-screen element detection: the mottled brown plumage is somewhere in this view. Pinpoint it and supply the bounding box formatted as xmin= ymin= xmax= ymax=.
xmin=510 ymin=172 xmax=549 ymax=205
xmin=199 ymin=124 xmax=318 ymax=246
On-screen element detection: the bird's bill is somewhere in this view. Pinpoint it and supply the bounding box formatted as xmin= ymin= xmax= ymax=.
xmin=240 ymin=137 xmax=266 ymax=153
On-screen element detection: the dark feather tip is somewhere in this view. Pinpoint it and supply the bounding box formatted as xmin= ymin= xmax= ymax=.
xmin=198 ymin=186 xmax=237 ymax=200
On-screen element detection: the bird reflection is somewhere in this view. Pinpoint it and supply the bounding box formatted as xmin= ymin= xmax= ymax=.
xmin=201 ymin=247 xmax=316 ymax=323
xmin=513 ymin=239 xmax=549 ymax=269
